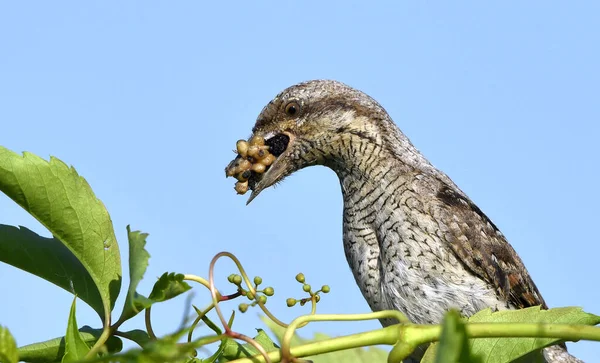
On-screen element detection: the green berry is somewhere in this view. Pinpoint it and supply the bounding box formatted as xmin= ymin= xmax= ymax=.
xmin=238 ymin=303 xmax=248 ymax=313
xmin=321 ymin=285 xmax=330 ymax=293
xmin=232 ymin=275 xmax=243 ymax=285
xmin=253 ymin=276 xmax=263 ymax=286
xmin=302 ymin=284 xmax=311 ymax=293
xmin=315 ymin=294 xmax=321 ymax=303
xmin=246 ymin=291 xmax=255 ymax=300
xmin=258 ymin=295 xmax=267 ymax=304
xmin=263 ymin=287 xmax=275 ymax=296
xmin=286 ymin=298 xmax=297 ymax=307
xmin=227 ymin=274 xmax=236 ymax=283
xmin=295 ymin=273 xmax=305 ymax=283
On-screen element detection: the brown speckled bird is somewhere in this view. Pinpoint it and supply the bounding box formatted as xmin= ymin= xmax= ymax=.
xmin=230 ymin=80 xmax=579 ymax=362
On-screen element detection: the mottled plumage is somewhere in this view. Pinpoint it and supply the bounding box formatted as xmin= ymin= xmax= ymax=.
xmin=238 ymin=80 xmax=579 ymax=362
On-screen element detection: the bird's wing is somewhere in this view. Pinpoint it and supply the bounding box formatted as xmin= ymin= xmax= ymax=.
xmin=433 ymin=181 xmax=547 ymax=309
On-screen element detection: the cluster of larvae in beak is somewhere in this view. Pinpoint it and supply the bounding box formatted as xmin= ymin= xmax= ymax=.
xmin=225 ymin=136 xmax=276 ymax=194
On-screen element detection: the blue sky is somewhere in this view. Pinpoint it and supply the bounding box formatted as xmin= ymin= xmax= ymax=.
xmin=0 ymin=1 xmax=598 ymax=361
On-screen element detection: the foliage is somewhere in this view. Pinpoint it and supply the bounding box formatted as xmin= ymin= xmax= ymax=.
xmin=0 ymin=145 xmax=599 ymax=363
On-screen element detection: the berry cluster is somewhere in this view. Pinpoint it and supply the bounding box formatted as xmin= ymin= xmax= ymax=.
xmin=227 ymin=274 xmax=275 ymax=313
xmin=225 ymin=136 xmax=276 ymax=195
xmin=286 ymin=273 xmax=330 ymax=307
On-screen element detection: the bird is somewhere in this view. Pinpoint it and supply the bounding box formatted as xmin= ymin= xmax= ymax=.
xmin=228 ymin=80 xmax=580 ymax=362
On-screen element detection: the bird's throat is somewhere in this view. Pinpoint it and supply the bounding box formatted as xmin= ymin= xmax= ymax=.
xmin=324 ymin=134 xmax=415 ymax=318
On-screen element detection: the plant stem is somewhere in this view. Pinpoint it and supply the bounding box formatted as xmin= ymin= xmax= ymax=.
xmin=84 ymin=325 xmax=113 ymax=359
xmin=229 ymin=321 xmax=600 ymax=363
xmin=184 ymin=274 xmax=211 ymax=290
xmin=464 ymin=322 xmax=600 ymax=342
xmin=145 ymin=307 xmax=157 ymax=339
xmin=279 ymin=311 xmax=410 ymax=362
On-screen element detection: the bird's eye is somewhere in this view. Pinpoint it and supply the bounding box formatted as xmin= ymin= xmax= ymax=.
xmin=284 ymin=101 xmax=300 ymax=116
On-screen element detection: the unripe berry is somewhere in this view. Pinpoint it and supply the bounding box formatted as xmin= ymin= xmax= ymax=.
xmin=321 ymin=285 xmax=330 ymax=293
xmin=246 ymin=291 xmax=255 ymax=300
xmin=232 ymin=275 xmax=242 ymax=285
xmin=295 ymin=273 xmax=305 ymax=283
xmin=254 ymin=276 xmax=263 ymax=286
xmin=238 ymin=303 xmax=248 ymax=313
xmin=286 ymin=298 xmax=297 ymax=307
xmin=263 ymin=287 xmax=274 ymax=296
xmin=302 ymin=284 xmax=311 ymax=292
xmin=258 ymin=295 xmax=267 ymax=304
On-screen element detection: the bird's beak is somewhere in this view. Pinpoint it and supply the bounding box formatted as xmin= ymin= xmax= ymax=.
xmin=246 ymin=156 xmax=287 ymax=204
xmin=246 ymin=133 xmax=295 ymax=204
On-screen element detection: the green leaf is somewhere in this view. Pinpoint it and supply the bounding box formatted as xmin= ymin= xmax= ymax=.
xmin=117 ymin=226 xmax=152 ymax=323
xmin=112 ymin=330 xmax=151 ymax=348
xmin=466 ymin=306 xmax=600 ymax=363
xmin=111 ymin=272 xmax=191 ymax=334
xmin=148 ymin=272 xmax=192 ymax=303
xmin=61 ymin=297 xmax=91 ymax=362
xmin=220 ymin=329 xmax=279 ymax=361
xmin=202 ymin=311 xmax=234 ymax=363
xmin=0 ymin=326 xmax=18 ymax=363
xmin=420 ymin=344 xmax=438 ymax=363
xmin=18 ymin=327 xmax=122 ymax=363
xmin=100 ymin=332 xmax=196 ymax=363
xmin=262 ymin=317 xmax=389 ymax=363
xmin=192 ymin=305 xmax=223 ymax=335
xmin=436 ymin=310 xmax=468 ymax=363
xmin=0 ymin=225 xmax=103 ymax=317
xmin=0 ymin=147 xmax=122 ymax=320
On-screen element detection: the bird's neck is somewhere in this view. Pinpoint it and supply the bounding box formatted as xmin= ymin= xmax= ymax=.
xmin=320 ymin=131 xmax=418 ymax=192
xmin=316 ymin=132 xmax=418 ymax=315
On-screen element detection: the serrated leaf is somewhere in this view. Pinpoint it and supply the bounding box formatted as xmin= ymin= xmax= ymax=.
xmin=61 ymin=298 xmax=91 ymax=362
xmin=117 ymin=226 xmax=152 ymax=323
xmin=18 ymin=327 xmax=122 ymax=363
xmin=0 ymin=326 xmax=18 ymax=363
xmin=0 ymin=147 xmax=122 ymax=320
xmin=116 ymin=269 xmax=191 ymax=333
xmin=262 ymin=317 xmax=389 ymax=363
xmin=0 ymin=225 xmax=103 ymax=317
xmin=220 ymin=329 xmax=278 ymax=361
xmin=467 ymin=306 xmax=600 ymax=363
xmin=148 ymin=272 xmax=191 ymax=303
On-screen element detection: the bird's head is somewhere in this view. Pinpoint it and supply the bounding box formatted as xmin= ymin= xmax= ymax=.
xmin=226 ymin=79 xmax=403 ymax=204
